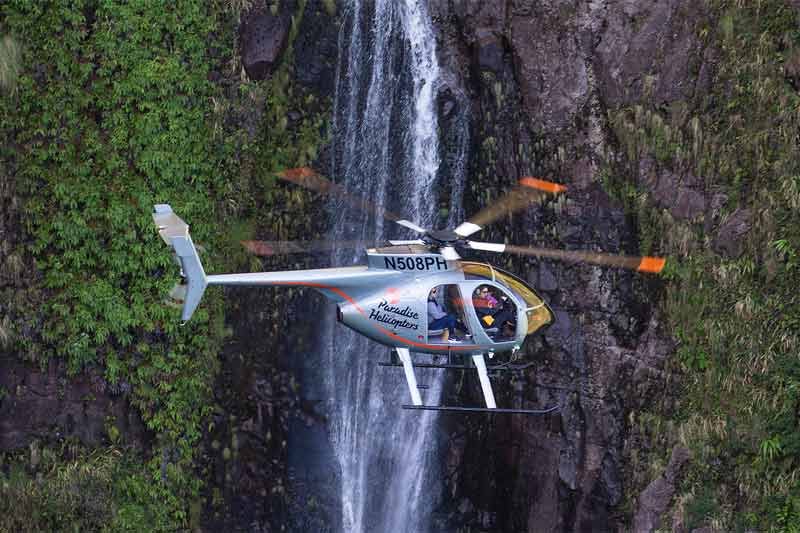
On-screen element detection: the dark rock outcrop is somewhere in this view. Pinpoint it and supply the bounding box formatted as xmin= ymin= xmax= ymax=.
xmin=240 ymin=2 xmax=295 ymax=81
xmin=632 ymin=445 xmax=691 ymax=532
xmin=712 ymin=208 xmax=752 ymax=259
xmin=0 ymin=359 xmax=147 ymax=451
xmin=594 ymin=0 xmax=713 ymax=106
xmin=639 ymin=156 xmax=706 ymax=221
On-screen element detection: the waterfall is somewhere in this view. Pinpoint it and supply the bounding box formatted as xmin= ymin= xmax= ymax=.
xmin=297 ymin=1 xmax=465 ymax=531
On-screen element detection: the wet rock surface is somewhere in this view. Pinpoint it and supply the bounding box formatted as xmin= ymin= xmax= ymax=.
xmin=632 ymin=445 xmax=691 ymax=533
xmin=200 ymin=285 xmax=307 ymax=531
xmin=429 ymin=0 xmax=704 ymax=529
xmin=0 ymin=359 xmax=148 ymax=451
xmin=201 ymin=1 xmax=338 ymax=521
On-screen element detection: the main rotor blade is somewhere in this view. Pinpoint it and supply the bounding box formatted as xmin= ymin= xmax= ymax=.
xmin=241 ymin=239 xmax=368 ymax=256
xmin=466 ymin=241 xmax=666 ymax=273
xmin=455 ymin=177 xmax=567 ymax=238
xmin=388 ymin=239 xmax=427 ymax=245
xmin=395 ymin=220 xmax=428 ymax=234
xmin=440 ymin=246 xmax=461 ymax=261
xmin=276 ymin=167 xmax=428 ymax=233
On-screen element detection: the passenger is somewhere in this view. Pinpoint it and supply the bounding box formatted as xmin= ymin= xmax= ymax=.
xmin=473 ymin=287 xmax=499 ymax=324
xmin=491 ymin=295 xmax=517 ymax=338
xmin=473 ymin=287 xmax=515 ymax=336
xmin=481 ymin=287 xmax=499 ymax=308
xmin=428 ymin=287 xmax=465 ymax=341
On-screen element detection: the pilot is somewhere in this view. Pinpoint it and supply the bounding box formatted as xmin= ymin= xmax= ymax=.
xmin=428 ymin=287 xmax=465 ymax=341
xmin=491 ymin=295 xmax=517 ymax=338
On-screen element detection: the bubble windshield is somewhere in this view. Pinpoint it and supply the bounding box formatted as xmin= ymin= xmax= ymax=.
xmin=459 ymin=262 xmax=554 ymax=335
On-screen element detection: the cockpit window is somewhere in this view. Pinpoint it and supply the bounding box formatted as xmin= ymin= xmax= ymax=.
xmin=472 ymin=284 xmax=517 ymax=342
xmin=462 ymin=262 xmax=494 ymax=281
xmin=460 ymin=262 xmax=553 ymax=335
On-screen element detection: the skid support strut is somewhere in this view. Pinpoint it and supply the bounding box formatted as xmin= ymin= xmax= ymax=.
xmin=396 ymin=347 xmax=422 ymax=406
xmin=472 ymin=354 xmax=497 ymax=408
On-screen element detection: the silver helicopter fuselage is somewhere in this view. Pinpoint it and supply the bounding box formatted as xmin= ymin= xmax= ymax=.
xmin=153 ymin=204 xmax=552 ymax=357
xmin=205 ymin=245 xmax=543 ymax=356
xmin=154 ymin=204 xmax=558 ymax=413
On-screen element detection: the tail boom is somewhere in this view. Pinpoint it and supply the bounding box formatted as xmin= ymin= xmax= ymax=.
xmin=154 ymin=204 xmax=401 ymax=322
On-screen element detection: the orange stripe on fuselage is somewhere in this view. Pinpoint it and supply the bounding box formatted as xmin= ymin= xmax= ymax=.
xmin=272 ymin=282 xmax=480 ymax=351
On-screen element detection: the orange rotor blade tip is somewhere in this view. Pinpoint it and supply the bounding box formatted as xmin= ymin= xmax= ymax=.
xmin=519 ymin=177 xmax=567 ymax=193
xmin=241 ymin=240 xmax=273 ymax=255
xmin=277 ymin=166 xmax=316 ymax=179
xmin=637 ymin=256 xmax=666 ymax=273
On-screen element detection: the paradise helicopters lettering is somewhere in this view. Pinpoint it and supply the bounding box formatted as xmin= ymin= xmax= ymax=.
xmin=153 ymin=167 xmax=665 ymax=414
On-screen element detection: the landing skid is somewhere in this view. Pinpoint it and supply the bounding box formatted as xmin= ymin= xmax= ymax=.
xmin=391 ymin=348 xmax=551 ymax=414
xmin=402 ymin=404 xmax=559 ymax=415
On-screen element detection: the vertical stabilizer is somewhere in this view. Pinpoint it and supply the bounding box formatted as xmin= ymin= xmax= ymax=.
xmin=153 ymin=204 xmax=208 ymax=322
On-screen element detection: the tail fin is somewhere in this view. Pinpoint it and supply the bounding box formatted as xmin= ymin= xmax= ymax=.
xmin=152 ymin=204 xmax=208 ymax=322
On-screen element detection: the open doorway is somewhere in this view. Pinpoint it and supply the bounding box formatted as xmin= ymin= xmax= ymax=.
xmin=426 ymin=284 xmax=472 ymax=343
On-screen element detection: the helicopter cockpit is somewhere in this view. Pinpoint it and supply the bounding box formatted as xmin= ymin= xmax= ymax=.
xmin=459 ymin=261 xmax=554 ymax=340
xmin=423 ymin=262 xmax=553 ymax=346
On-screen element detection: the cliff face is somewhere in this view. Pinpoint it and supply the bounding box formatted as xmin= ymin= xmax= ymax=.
xmin=428 ymin=1 xmax=709 ymax=530
xmin=429 ymin=1 xmax=800 ymax=531
xmin=0 ymin=2 xmax=702 ymax=530
xmin=3 ymin=1 xmax=798 ymax=531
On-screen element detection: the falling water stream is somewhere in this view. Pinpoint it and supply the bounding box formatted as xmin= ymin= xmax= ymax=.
xmin=298 ymin=1 xmax=466 ymax=531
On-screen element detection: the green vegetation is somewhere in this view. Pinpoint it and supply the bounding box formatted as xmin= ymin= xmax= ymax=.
xmin=0 ymin=443 xmax=187 ymax=532
xmin=1 ymin=2 xmax=230 ymax=527
xmin=609 ymin=1 xmax=800 ymax=529
xmin=1 ymin=0 xmax=328 ymax=530
xmin=0 ymin=34 xmax=20 ymax=94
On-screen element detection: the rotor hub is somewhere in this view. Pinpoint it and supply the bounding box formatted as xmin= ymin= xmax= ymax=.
xmin=426 ymin=229 xmax=460 ymax=244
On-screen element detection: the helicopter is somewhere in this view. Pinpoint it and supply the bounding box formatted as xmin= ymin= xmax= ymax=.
xmin=153 ymin=167 xmax=665 ymax=414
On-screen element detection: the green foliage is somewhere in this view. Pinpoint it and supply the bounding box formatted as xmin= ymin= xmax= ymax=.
xmin=759 ymin=435 xmax=784 ymax=464
xmin=0 ymin=34 xmax=21 ymax=94
xmin=607 ymin=1 xmax=800 ymax=529
xmin=1 ymin=0 xmax=227 ymax=476
xmin=1 ymin=0 xmax=329 ymax=527
xmin=685 ymin=487 xmax=720 ymax=530
xmin=773 ymin=239 xmax=798 ymax=271
xmin=322 ymin=0 xmax=337 ymax=17
xmin=0 ymin=444 xmax=184 ymax=532
xmin=774 ymin=494 xmax=800 ymax=533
